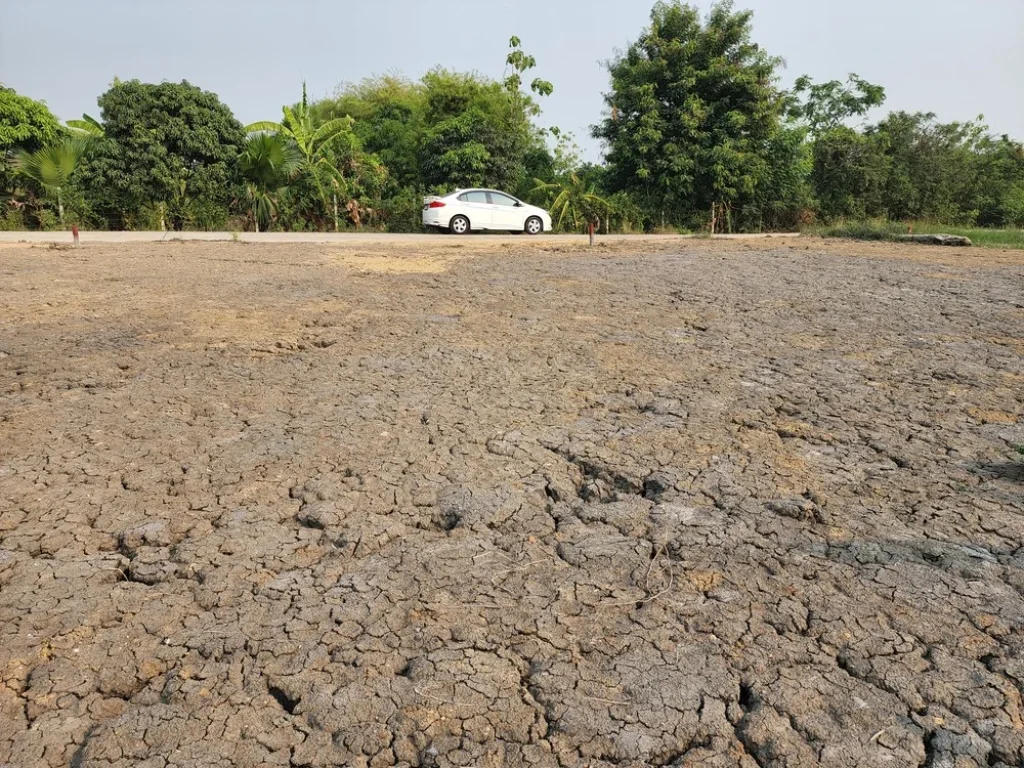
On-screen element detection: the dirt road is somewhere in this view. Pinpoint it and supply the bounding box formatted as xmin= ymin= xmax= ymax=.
xmin=1 ymin=237 xmax=1022 ymax=767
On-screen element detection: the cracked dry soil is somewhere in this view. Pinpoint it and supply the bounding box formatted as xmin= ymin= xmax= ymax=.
xmin=1 ymin=237 xmax=1023 ymax=768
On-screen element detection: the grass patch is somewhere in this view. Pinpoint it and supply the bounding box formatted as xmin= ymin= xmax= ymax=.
xmin=649 ymin=226 xmax=694 ymax=236
xmin=906 ymin=223 xmax=1024 ymax=250
xmin=807 ymin=220 xmax=1024 ymax=250
xmin=810 ymin=220 xmax=905 ymax=242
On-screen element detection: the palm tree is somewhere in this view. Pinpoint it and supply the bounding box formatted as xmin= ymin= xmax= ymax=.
xmin=239 ymin=133 xmax=301 ymax=232
xmin=246 ymin=84 xmax=359 ymax=231
xmin=67 ymin=114 xmax=105 ymax=138
xmin=531 ymin=173 xmax=612 ymax=233
xmin=14 ymin=138 xmax=88 ymax=226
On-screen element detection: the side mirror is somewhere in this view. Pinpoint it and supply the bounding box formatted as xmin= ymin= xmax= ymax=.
xmin=514 ymin=201 xmax=523 ymax=207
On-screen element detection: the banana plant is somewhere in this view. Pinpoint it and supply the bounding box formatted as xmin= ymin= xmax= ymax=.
xmin=67 ymin=114 xmax=105 ymax=138
xmin=531 ymin=173 xmax=612 ymax=233
xmin=246 ymin=84 xmax=359 ymax=231
xmin=14 ymin=138 xmax=88 ymax=226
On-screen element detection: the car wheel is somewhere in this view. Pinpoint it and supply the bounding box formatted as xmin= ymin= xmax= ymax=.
xmin=525 ymin=216 xmax=543 ymax=235
xmin=449 ymin=215 xmax=470 ymax=235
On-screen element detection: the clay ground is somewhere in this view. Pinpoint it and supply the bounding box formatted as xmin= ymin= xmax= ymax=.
xmin=1 ymin=237 xmax=1023 ymax=768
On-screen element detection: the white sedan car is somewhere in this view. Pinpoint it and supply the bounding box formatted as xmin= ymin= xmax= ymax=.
xmin=423 ymin=189 xmax=552 ymax=235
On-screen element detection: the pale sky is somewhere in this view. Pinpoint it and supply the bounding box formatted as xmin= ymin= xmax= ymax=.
xmin=2 ymin=0 xmax=1022 ymax=159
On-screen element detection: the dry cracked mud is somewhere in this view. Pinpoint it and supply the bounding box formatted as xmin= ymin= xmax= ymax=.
xmin=1 ymin=236 xmax=1023 ymax=768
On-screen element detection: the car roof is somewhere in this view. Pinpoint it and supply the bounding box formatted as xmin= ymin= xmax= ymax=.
xmin=452 ymin=188 xmax=516 ymax=196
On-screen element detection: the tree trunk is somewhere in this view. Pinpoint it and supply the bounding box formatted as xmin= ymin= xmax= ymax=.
xmin=57 ymin=188 xmax=65 ymax=227
xmin=333 ymin=194 xmax=339 ymax=232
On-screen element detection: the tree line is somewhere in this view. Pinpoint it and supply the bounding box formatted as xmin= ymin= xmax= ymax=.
xmin=2 ymin=0 xmax=1022 ymax=234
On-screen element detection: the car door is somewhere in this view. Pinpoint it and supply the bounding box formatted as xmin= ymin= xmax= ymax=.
xmin=487 ymin=191 xmax=525 ymax=230
xmin=457 ymin=190 xmax=492 ymax=229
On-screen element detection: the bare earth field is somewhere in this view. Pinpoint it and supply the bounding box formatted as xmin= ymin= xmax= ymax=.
xmin=1 ymin=237 xmax=1023 ymax=768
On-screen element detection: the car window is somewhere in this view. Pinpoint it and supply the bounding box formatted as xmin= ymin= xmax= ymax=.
xmin=459 ymin=191 xmax=488 ymax=204
xmin=488 ymin=192 xmax=518 ymax=206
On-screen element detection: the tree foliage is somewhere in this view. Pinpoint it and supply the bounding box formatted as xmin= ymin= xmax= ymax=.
xmin=595 ymin=1 xmax=785 ymax=228
xmin=809 ymin=112 xmax=1024 ymax=226
xmin=810 ymin=126 xmax=886 ymax=220
xmin=311 ymin=55 xmax=554 ymax=228
xmin=81 ymin=80 xmax=245 ymax=229
xmin=505 ymin=36 xmax=554 ymax=101
xmin=312 ymin=76 xmax=425 ymax=192
xmin=0 ymin=85 xmax=65 ymax=198
xmin=1 ymin=16 xmax=1022 ymax=234
xmin=247 ymin=84 xmax=378 ymax=231
xmin=790 ymin=74 xmax=886 ymax=135
xmin=0 ymin=85 xmax=63 ymax=152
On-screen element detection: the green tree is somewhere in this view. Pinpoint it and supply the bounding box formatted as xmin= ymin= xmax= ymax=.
xmin=503 ymin=35 xmax=554 ymax=180
xmin=418 ymin=69 xmax=547 ymax=194
xmin=594 ymin=1 xmax=785 ymax=229
xmin=14 ymin=138 xmax=88 ymax=225
xmin=750 ymin=124 xmax=814 ymax=230
xmin=972 ymin=134 xmax=1024 ymax=226
xmin=1 ymin=85 xmax=64 ymax=197
xmin=869 ymin=112 xmax=987 ymax=223
xmin=313 ymin=76 xmax=425 ymax=192
xmin=84 ymin=79 xmax=244 ymax=229
xmin=504 ymin=36 xmax=554 ymax=102
xmin=0 ymin=85 xmax=63 ymax=153
xmin=1002 ymin=182 xmax=1024 ymax=227
xmin=238 ymin=133 xmax=302 ymax=231
xmin=808 ymin=112 xmax=1024 ymax=226
xmin=606 ymin=190 xmax=646 ymax=233
xmin=790 ymin=74 xmax=886 ymax=135
xmin=503 ymin=37 xmax=555 ymax=196
xmin=307 ymin=36 xmax=555 ymax=229
xmin=810 ymin=125 xmax=886 ymax=220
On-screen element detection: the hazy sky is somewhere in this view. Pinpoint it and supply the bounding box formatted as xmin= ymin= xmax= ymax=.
xmin=2 ymin=0 xmax=1022 ymax=158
